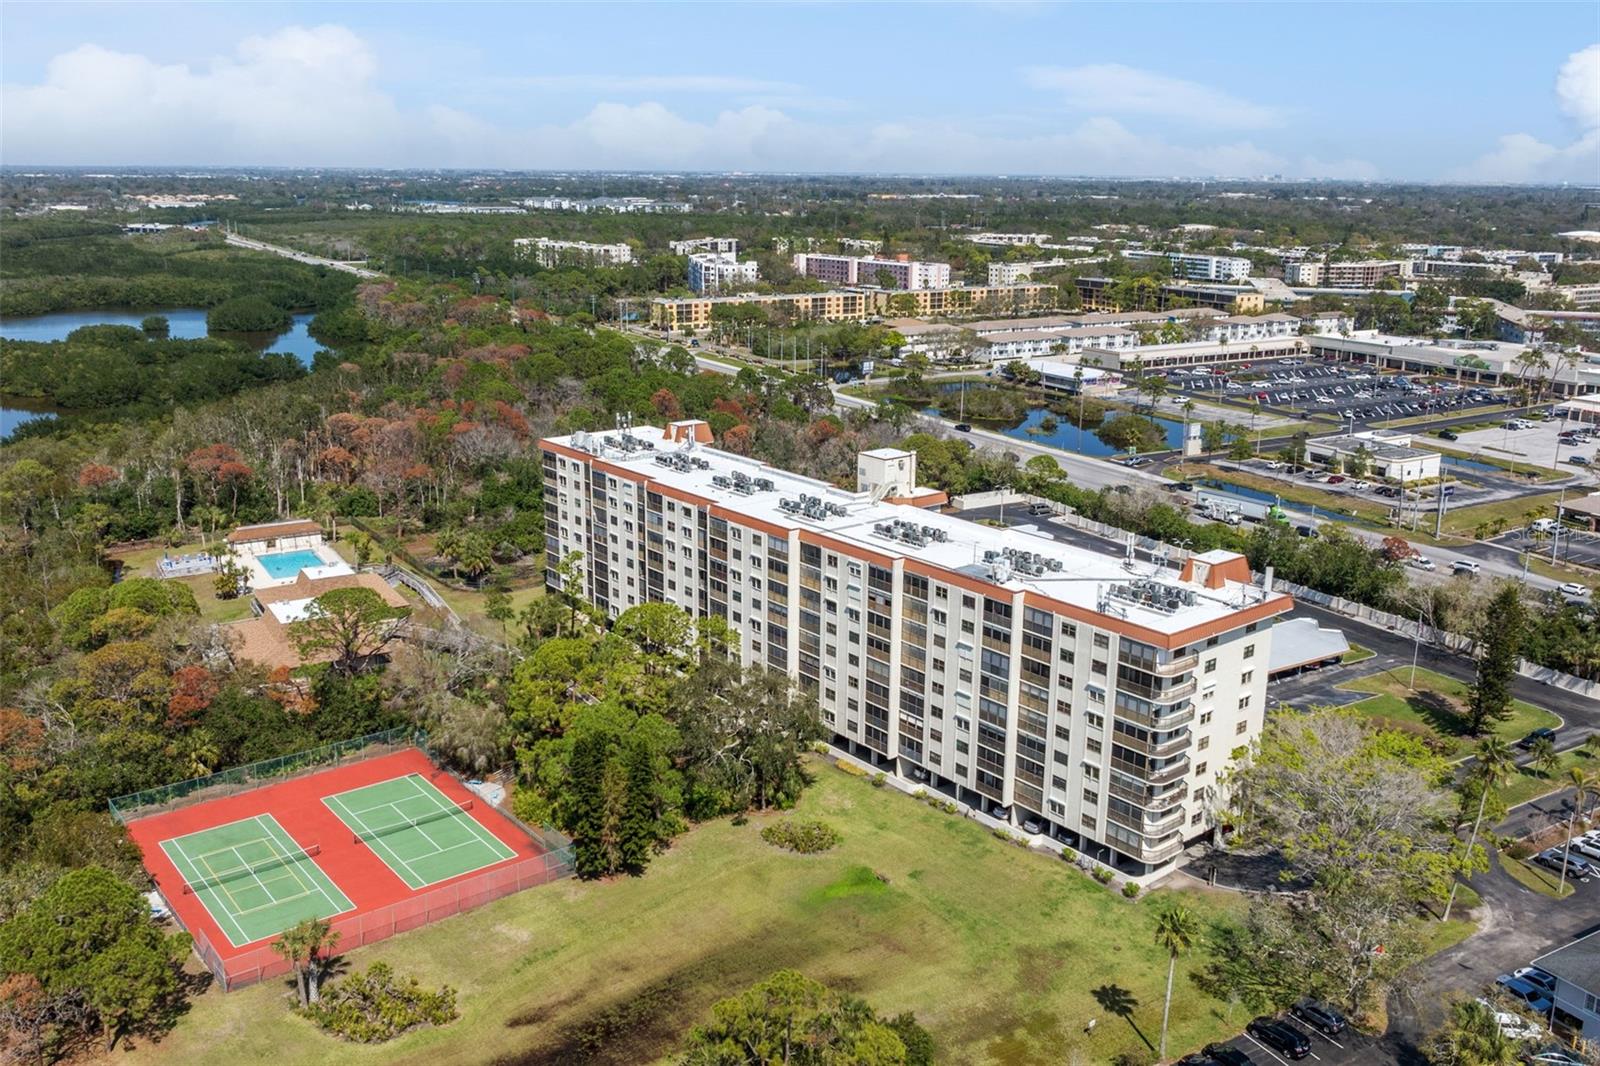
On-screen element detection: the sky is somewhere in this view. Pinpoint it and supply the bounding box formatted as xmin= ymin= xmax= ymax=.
xmin=2 ymin=2 xmax=1597 ymax=183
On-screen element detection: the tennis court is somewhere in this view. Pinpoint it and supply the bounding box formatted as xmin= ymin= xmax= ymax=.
xmin=159 ymin=814 xmax=355 ymax=947
xmin=324 ymin=773 xmax=517 ymax=890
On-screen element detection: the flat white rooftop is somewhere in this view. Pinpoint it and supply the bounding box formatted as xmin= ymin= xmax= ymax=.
xmin=545 ymin=426 xmax=1285 ymax=637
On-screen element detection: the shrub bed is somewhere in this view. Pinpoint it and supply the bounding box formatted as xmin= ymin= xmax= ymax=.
xmin=302 ymin=962 xmax=458 ymax=1043
xmin=760 ymin=818 xmax=842 ymax=854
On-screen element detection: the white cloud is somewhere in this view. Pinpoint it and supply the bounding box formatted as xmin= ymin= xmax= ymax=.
xmin=1023 ymin=64 xmax=1284 ymax=129
xmin=0 ymin=25 xmax=1362 ymax=179
xmin=1454 ymin=43 xmax=1600 ymax=183
xmin=506 ymin=74 xmax=801 ymax=95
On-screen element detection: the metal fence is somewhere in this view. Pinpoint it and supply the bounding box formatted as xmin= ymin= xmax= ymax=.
xmin=109 ymin=727 xmax=420 ymax=825
xmin=193 ymin=843 xmax=575 ymax=990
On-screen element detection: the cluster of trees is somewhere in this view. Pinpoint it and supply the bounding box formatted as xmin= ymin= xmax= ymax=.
xmin=1 ymin=325 xmax=305 ymax=420
xmin=509 ymin=598 xmax=823 ymax=878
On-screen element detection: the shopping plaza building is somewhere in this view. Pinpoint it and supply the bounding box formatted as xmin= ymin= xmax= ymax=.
xmin=540 ymin=420 xmax=1292 ymax=873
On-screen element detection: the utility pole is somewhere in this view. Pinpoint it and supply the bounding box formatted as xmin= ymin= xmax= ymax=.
xmin=1434 ymin=482 xmax=1447 ymax=538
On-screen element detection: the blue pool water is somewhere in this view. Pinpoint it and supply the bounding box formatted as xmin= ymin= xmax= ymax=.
xmin=257 ymin=549 xmax=328 ymax=580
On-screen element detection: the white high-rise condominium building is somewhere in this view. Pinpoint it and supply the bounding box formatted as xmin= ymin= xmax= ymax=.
xmin=1124 ymin=250 xmax=1252 ymax=282
xmin=687 ymin=252 xmax=760 ymax=294
xmin=791 ymin=253 xmax=952 ymax=290
xmin=671 ymin=237 xmax=741 ymax=256
xmin=540 ymin=422 xmax=1292 ymax=874
xmin=514 ymin=238 xmax=634 ymax=268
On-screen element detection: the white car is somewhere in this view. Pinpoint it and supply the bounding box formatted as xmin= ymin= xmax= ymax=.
xmin=1476 ymin=999 xmax=1544 ymax=1041
xmin=1574 ymin=835 xmax=1600 ymax=862
xmin=1410 ymin=556 xmax=1437 ymax=571
xmin=1559 ymin=582 xmax=1589 ymax=597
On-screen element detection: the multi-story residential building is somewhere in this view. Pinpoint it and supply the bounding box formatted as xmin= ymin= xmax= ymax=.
xmin=988 ymin=258 xmax=1082 ymax=285
xmin=1531 ymin=931 xmax=1600 ymax=1039
xmin=792 ymin=253 xmax=953 ymax=290
xmin=1295 ymin=310 xmax=1356 ymax=335
xmin=648 ymin=284 xmax=1056 ymax=332
xmin=514 ymin=237 xmax=635 ymax=268
xmin=1557 ymin=283 xmax=1600 ymax=309
xmin=1190 ymin=313 xmax=1303 ymax=344
xmin=1074 ymin=277 xmax=1266 ymax=314
xmin=686 ymin=252 xmax=760 ymax=294
xmin=981 ymin=326 xmax=1137 ymax=362
xmin=540 ymin=422 xmax=1291 ymax=873
xmin=671 ymin=237 xmax=740 ymax=256
xmin=966 ymin=232 xmax=1053 ymax=246
xmin=839 ymin=238 xmax=885 ymax=254
xmin=1320 ymin=259 xmax=1413 ymax=287
xmin=1283 ymin=260 xmax=1325 ymax=286
xmin=1124 ymin=250 xmax=1253 ymax=282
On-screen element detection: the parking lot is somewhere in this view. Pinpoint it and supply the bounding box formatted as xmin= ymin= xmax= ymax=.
xmin=1491 ymin=525 xmax=1600 ymax=570
xmin=1164 ymin=357 xmax=1505 ymax=425
xmin=1453 ymin=416 xmax=1600 ymax=474
xmin=1202 ymin=1012 xmax=1385 ymax=1065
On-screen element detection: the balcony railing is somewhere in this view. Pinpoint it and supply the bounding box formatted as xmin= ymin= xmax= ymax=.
xmin=1135 ymin=836 xmax=1186 ymax=864
xmin=1107 ymin=778 xmax=1188 ymax=808
xmin=1114 ymin=703 xmax=1195 ymax=732
xmin=1118 ymin=651 xmax=1199 ymax=676
xmin=1111 ymin=755 xmax=1190 ymax=785
xmin=1116 ymin=676 xmax=1198 ymax=704
xmin=1111 ymin=730 xmax=1193 ymax=759
xmin=1107 ymin=803 xmax=1186 ymax=839
xmin=982 ymin=632 xmax=1011 ymax=654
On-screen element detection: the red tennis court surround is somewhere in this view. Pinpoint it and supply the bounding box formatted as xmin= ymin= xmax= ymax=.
xmin=126 ymin=747 xmax=573 ymax=989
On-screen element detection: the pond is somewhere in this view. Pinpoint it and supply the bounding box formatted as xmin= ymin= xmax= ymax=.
xmin=0 ymin=307 xmax=322 ymax=366
xmin=1 ymin=308 xmax=323 ymax=440
xmin=922 ymin=384 xmax=1192 ymax=457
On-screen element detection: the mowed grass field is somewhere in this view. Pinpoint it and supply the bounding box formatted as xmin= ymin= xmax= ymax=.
xmin=125 ymin=761 xmax=1249 ymax=1066
xmin=1337 ymin=666 xmax=1561 ymax=760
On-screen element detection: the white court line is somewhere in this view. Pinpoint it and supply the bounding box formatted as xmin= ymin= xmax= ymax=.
xmin=162 ymin=836 xmax=249 ymax=947
xmin=405 ymin=774 xmax=515 ymax=860
xmin=327 ymin=791 xmax=428 ymax=888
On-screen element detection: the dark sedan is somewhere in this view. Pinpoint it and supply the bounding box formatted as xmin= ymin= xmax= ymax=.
xmin=1291 ymin=998 xmax=1347 ymax=1035
xmin=1203 ymin=1044 xmax=1259 ymax=1066
xmin=1247 ymin=1016 xmax=1313 ymax=1060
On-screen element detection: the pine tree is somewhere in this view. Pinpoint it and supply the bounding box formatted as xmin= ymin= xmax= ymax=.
xmin=1467 ymin=584 xmax=1525 ymax=736
xmin=619 ymin=736 xmax=659 ymax=873
xmin=568 ymin=732 xmax=611 ymax=879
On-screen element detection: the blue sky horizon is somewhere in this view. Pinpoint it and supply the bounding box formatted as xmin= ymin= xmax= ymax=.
xmin=3 ymin=2 xmax=1597 ymax=184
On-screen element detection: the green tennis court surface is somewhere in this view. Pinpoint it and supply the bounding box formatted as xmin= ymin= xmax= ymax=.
xmin=159 ymin=814 xmax=355 ymax=947
xmin=323 ymin=773 xmax=516 ymax=890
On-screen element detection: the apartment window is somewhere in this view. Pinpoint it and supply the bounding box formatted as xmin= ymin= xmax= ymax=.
xmin=1052 ymin=775 xmax=1067 ymax=791
xmin=1243 ymin=644 xmax=1256 ymax=660
xmin=1054 ymin=724 xmax=1070 ymax=742
xmin=1060 ymin=622 xmax=1077 ymax=638
xmin=1091 ymin=660 xmax=1106 ymax=676
xmin=1238 ymin=695 xmax=1251 ymax=710
xmin=1236 ymin=720 xmax=1249 ymax=734
xmin=956 ymin=739 xmax=969 ymax=754
xmin=1080 ymin=815 xmax=1097 ymax=831
xmin=1085 ymin=712 xmax=1104 ymax=730
xmin=1198 ymin=736 xmax=1210 ymax=751
xmin=1083 ymin=764 xmax=1099 ymax=780
xmin=1195 ymin=762 xmax=1208 ymax=776
xmin=1085 ymin=738 xmax=1102 ymax=755
xmin=1199 ymin=711 xmax=1213 ymax=726
xmin=1206 ymin=636 xmax=1218 ymax=647
xmin=1191 ymin=811 xmax=1204 ymax=826
xmin=1204 ymin=658 xmax=1217 ymax=674
xmin=1241 ymin=671 xmax=1253 ymax=685
xmin=1092 ymin=634 xmax=1109 ymax=649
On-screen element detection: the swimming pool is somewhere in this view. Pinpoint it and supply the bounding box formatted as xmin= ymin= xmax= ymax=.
xmin=256 ymin=549 xmax=329 ymax=580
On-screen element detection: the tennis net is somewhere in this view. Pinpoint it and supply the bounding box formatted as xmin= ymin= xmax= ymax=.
xmin=182 ymin=843 xmax=322 ymax=894
xmin=353 ymin=799 xmax=474 ymax=844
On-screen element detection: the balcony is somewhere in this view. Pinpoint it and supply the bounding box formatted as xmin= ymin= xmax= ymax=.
xmin=1117 ymin=676 xmax=1198 ymax=704
xmin=1136 ymin=836 xmax=1186 ymax=865
xmin=1118 ymin=651 xmax=1199 ymax=676
xmin=982 ymin=631 xmax=1011 ymax=654
xmin=1114 ymin=703 xmax=1195 ymax=732
xmin=1111 ymin=755 xmax=1190 ymax=785
xmin=1107 ymin=778 xmax=1188 ymax=808
xmin=1107 ymin=804 xmax=1185 ymax=839
xmin=1111 ymin=730 xmax=1193 ymax=759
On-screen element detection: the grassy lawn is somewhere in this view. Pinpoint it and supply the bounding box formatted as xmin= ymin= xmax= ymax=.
xmin=1438 ymin=491 xmax=1572 ymax=539
xmin=1428 ymin=443 xmax=1569 ymax=483
xmin=1336 ymin=666 xmax=1561 ymax=760
xmin=1342 ymin=643 xmax=1376 ymax=665
xmin=1499 ymin=748 xmax=1600 ymax=810
xmin=1525 ymin=556 xmax=1600 ymax=591
xmin=109 ymin=540 xmax=253 ymax=624
xmin=125 ymin=762 xmax=1253 ymax=1066
xmin=1374 ymin=404 xmax=1509 ymax=430
xmin=1497 ymin=850 xmax=1576 ymax=900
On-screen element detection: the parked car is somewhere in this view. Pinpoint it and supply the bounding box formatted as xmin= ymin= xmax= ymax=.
xmin=1451 ymin=560 xmax=1481 ymax=575
xmin=1559 ymin=582 xmax=1589 ymax=597
xmin=1174 ymin=481 xmax=1195 ymax=492
xmin=953 ymin=423 xmax=972 ymax=433
xmin=1565 ymin=454 xmax=1590 ymax=466
xmin=1410 ymin=556 xmax=1437 ymax=571
xmin=1020 ymin=816 xmax=1043 ymax=834
xmin=1327 ymin=475 xmax=1347 ymax=484
xmin=1202 ymin=1045 xmax=1259 ymax=1066
xmin=1527 ymin=1043 xmax=1592 ymax=1064
xmin=1513 ymin=967 xmax=1559 ymax=996
xmin=1295 ymin=525 xmax=1318 ymax=539
xmin=1474 ymin=999 xmax=1544 ymax=1041
xmin=1438 ymin=429 xmax=1460 ymax=441
xmin=1026 ymin=502 xmax=1053 ymax=516
xmin=1516 ymin=727 xmax=1558 ymax=750
xmin=1534 ymin=848 xmax=1593 ymax=878
xmin=1290 ymin=1000 xmax=1347 ymax=1036
xmin=1246 ymin=1017 xmax=1312 ymax=1060
xmin=1570 ymin=835 xmax=1600 ymax=862
xmin=1495 ymin=975 xmax=1555 ymax=1014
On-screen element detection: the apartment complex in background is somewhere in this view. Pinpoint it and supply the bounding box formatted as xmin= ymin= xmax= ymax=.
xmin=989 ymin=257 xmax=1081 ymax=285
xmin=1124 ymin=250 xmax=1252 ymax=282
xmin=1073 ymin=277 xmax=1267 ymax=314
xmin=648 ymin=283 xmax=1056 ymax=332
xmin=540 ymin=421 xmax=1291 ymax=873
xmin=792 ymin=253 xmax=952 ymax=290
xmin=687 ymin=252 xmax=760 ymax=294
xmin=514 ymin=237 xmax=635 ymax=268
xmin=966 ymin=232 xmax=1053 ymax=246
xmin=1284 ymin=259 xmax=1413 ymax=287
xmin=670 ymin=237 xmax=740 ymax=255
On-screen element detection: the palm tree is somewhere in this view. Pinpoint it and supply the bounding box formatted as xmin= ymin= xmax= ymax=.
xmin=1445 ymin=736 xmax=1518 ymax=921
xmin=271 ymin=917 xmax=341 ymax=1006
xmin=1530 ymin=736 xmax=1560 ymax=777
xmin=1431 ymin=998 xmax=1521 ymax=1066
xmin=1154 ymin=903 xmax=1200 ymax=1060
xmin=1558 ymin=767 xmax=1599 ymax=894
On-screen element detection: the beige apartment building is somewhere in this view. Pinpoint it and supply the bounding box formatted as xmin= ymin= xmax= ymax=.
xmin=540 ymin=421 xmax=1292 ymax=873
xmin=647 ymin=284 xmax=1056 ymax=331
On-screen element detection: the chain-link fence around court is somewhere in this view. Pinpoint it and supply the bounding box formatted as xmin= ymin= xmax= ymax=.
xmin=110 ymin=727 xmax=419 ymax=825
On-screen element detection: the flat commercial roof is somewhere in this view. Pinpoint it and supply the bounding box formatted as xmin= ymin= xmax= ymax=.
xmin=1267 ymin=617 xmax=1350 ymax=674
xmin=542 ymin=426 xmax=1289 ymax=640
